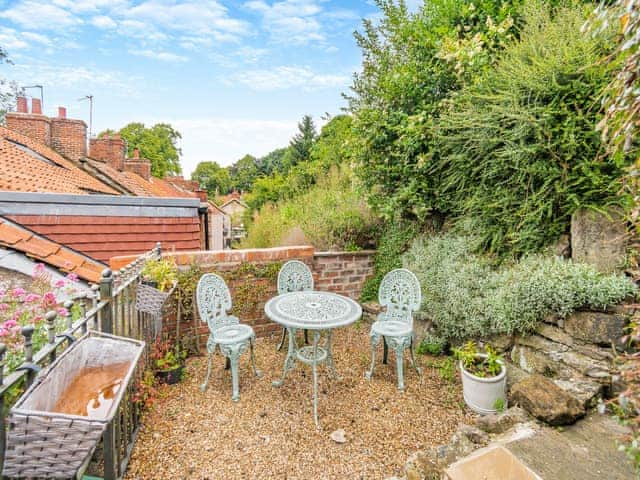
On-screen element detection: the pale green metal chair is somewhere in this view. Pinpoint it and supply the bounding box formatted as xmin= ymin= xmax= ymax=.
xmin=276 ymin=260 xmax=313 ymax=350
xmin=365 ymin=268 xmax=422 ymax=391
xmin=197 ymin=273 xmax=261 ymax=401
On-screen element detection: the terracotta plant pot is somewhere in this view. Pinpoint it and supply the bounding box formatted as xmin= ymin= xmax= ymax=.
xmin=459 ymin=354 xmax=507 ymax=415
xmin=155 ymin=365 xmax=184 ymax=385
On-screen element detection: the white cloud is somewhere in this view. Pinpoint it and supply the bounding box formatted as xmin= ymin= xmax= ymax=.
xmin=226 ymin=65 xmax=349 ymax=91
xmin=0 ymin=28 xmax=29 ymax=50
xmin=245 ymin=0 xmax=325 ymax=44
xmin=0 ymin=1 xmax=81 ymax=30
xmin=168 ymin=117 xmax=299 ymax=173
xmin=129 ymin=49 xmax=189 ymax=63
xmin=90 ymin=15 xmax=117 ymax=29
xmin=21 ymin=32 xmax=53 ymax=46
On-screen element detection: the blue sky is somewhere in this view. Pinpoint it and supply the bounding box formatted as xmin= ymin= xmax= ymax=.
xmin=0 ymin=0 xmax=420 ymax=176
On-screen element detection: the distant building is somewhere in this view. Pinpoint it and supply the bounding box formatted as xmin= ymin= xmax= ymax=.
xmin=219 ymin=191 xmax=248 ymax=244
xmin=0 ymin=96 xmax=225 ymax=277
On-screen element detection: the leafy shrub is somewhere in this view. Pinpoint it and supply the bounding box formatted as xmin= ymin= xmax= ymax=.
xmin=403 ymin=233 xmax=636 ymax=342
xmin=360 ymin=220 xmax=418 ymax=302
xmin=241 ymin=166 xmax=380 ymax=251
xmin=417 ymin=332 xmax=447 ymax=356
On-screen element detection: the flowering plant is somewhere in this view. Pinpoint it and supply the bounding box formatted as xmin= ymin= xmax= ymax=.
xmin=0 ymin=264 xmax=79 ymax=374
xmin=150 ymin=337 xmax=185 ymax=372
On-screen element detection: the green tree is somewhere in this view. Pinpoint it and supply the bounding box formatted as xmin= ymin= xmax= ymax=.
xmin=257 ymin=147 xmax=289 ymax=176
xmin=288 ymin=115 xmax=317 ymax=167
xmin=191 ymin=161 xmax=232 ymax=196
xmin=115 ymin=122 xmax=182 ymax=177
xmin=0 ymin=46 xmax=23 ymax=124
xmin=229 ymin=154 xmax=259 ymax=192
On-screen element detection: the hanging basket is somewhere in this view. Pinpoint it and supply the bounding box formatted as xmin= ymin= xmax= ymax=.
xmin=136 ymin=281 xmax=177 ymax=337
xmin=2 ymin=331 xmax=144 ymax=479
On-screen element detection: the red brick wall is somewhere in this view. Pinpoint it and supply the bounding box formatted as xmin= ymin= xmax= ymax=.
xmin=111 ymin=247 xmax=376 ymax=341
xmin=50 ymin=118 xmax=87 ymax=162
xmin=8 ymin=215 xmax=202 ymax=263
xmin=124 ymin=159 xmax=151 ymax=180
xmin=6 ymin=113 xmax=51 ymax=146
xmin=89 ymin=135 xmax=126 ymax=170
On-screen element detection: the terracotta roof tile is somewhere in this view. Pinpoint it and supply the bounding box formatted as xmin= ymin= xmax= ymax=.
xmin=0 ymin=126 xmax=118 ymax=195
xmin=0 ymin=216 xmax=105 ymax=283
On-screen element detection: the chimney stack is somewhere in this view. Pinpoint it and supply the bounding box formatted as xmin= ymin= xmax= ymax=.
xmin=89 ymin=133 xmax=126 ymax=171
xmin=124 ymin=148 xmax=151 ymax=180
xmin=57 ymin=107 xmax=67 ymax=119
xmin=16 ymin=96 xmax=27 ymax=113
xmin=31 ymin=98 xmax=42 ymax=115
xmin=6 ymin=97 xmax=51 ymax=146
xmin=50 ymin=107 xmax=87 ymax=162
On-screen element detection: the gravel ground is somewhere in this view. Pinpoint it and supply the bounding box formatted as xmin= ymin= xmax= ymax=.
xmin=124 ymin=325 xmax=472 ymax=479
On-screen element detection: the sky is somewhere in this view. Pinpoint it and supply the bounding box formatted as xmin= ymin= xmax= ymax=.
xmin=0 ymin=0 xmax=420 ymax=176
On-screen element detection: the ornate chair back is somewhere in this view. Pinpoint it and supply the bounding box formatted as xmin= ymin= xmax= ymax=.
xmin=277 ymin=260 xmax=314 ymax=295
xmin=378 ymin=268 xmax=422 ymax=325
xmin=196 ymin=273 xmax=236 ymax=333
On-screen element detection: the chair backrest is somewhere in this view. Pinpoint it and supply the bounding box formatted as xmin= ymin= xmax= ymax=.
xmin=196 ymin=273 xmax=233 ymax=332
xmin=277 ymin=260 xmax=314 ymax=295
xmin=378 ymin=268 xmax=422 ymax=324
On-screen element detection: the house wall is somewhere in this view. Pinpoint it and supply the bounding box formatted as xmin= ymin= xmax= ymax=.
xmin=0 ymin=192 xmax=203 ymax=263
xmin=110 ymin=246 xmax=376 ymax=340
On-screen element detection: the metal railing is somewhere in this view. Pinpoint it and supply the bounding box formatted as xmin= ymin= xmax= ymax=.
xmin=0 ymin=243 xmax=162 ymax=479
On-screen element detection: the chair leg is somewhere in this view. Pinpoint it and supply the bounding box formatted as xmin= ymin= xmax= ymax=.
xmin=383 ymin=337 xmax=388 ymax=365
xmin=365 ymin=334 xmax=381 ymax=380
xmin=229 ymin=349 xmax=241 ymax=402
xmin=200 ymin=350 xmax=214 ymax=392
xmin=304 ymin=329 xmax=309 ymax=345
xmin=249 ymin=336 xmax=262 ymax=377
xmin=225 ymin=357 xmax=230 ymax=370
xmin=395 ymin=345 xmax=405 ymax=392
xmin=312 ymin=331 xmax=320 ymax=428
xmin=276 ymin=327 xmax=287 ymax=351
xmin=410 ymin=337 xmax=422 ymax=376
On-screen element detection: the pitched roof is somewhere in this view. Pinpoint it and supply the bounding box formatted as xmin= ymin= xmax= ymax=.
xmin=0 ymin=126 xmax=118 ymax=195
xmin=0 ymin=216 xmax=105 ymax=283
xmin=220 ymin=197 xmax=248 ymax=209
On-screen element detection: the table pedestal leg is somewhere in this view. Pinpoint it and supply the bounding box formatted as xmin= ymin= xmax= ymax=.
xmin=312 ymin=330 xmax=320 ymax=428
xmin=325 ymin=330 xmax=342 ymax=381
xmin=273 ymin=327 xmax=297 ymax=387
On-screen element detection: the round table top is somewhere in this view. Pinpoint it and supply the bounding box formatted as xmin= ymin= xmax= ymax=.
xmin=264 ymin=291 xmax=362 ymax=330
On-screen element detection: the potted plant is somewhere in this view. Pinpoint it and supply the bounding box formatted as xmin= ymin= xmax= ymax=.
xmin=141 ymin=258 xmax=178 ymax=292
xmin=151 ymin=338 xmax=185 ymax=385
xmin=454 ymin=341 xmax=507 ymax=415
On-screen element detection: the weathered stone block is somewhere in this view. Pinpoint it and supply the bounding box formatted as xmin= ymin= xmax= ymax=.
xmin=570 ymin=206 xmax=627 ymax=273
xmin=475 ymin=406 xmax=529 ymax=434
xmin=564 ymin=310 xmax=628 ymax=346
xmin=511 ymin=374 xmax=585 ymax=426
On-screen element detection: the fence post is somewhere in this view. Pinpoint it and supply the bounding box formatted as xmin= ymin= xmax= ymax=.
xmin=45 ymin=311 xmax=57 ymax=363
xmin=21 ymin=326 xmax=35 ymax=387
xmin=156 ymin=242 xmax=162 ymax=259
xmin=100 ymin=269 xmax=114 ymax=335
xmin=99 ymin=269 xmax=117 ymax=480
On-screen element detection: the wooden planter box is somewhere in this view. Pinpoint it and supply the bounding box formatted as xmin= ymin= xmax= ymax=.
xmin=2 ymin=331 xmax=144 ymax=479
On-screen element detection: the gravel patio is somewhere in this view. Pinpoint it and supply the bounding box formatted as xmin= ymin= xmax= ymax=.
xmin=124 ymin=324 xmax=472 ymax=479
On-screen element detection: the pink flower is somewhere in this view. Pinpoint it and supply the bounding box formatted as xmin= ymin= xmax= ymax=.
xmin=25 ymin=293 xmax=41 ymax=303
xmin=66 ymin=273 xmax=78 ymax=282
xmin=3 ymin=319 xmax=17 ymax=329
xmin=11 ymin=288 xmax=25 ymax=297
xmin=54 ymin=279 xmax=66 ymax=288
xmin=42 ymin=292 xmax=57 ymax=306
xmin=0 ymin=328 xmax=8 ymax=337
xmin=56 ymin=307 xmax=68 ymax=317
xmin=0 ymin=303 xmax=9 ymax=311
xmin=32 ymin=263 xmax=45 ymax=278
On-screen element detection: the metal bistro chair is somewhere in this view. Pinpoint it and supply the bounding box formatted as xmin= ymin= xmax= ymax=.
xmin=197 ymin=273 xmax=261 ymax=401
xmin=276 ymin=260 xmax=313 ymax=351
xmin=365 ymin=268 xmax=422 ymax=391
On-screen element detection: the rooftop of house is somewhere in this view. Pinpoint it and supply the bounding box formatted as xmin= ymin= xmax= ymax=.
xmin=0 ymin=216 xmax=105 ymax=283
xmin=0 ymin=126 xmax=119 ymax=195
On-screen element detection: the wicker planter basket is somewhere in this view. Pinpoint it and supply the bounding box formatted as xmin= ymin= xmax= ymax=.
xmin=2 ymin=331 xmax=144 ymax=479
xmin=135 ymin=282 xmax=176 ymax=337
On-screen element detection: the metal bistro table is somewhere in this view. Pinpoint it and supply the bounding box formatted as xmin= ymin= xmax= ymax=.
xmin=265 ymin=291 xmax=362 ymax=427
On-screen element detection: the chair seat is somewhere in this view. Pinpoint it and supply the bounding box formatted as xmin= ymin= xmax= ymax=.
xmin=213 ymin=324 xmax=254 ymax=344
xmin=371 ymin=320 xmax=412 ymax=338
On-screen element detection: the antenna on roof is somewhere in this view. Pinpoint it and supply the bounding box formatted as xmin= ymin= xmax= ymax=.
xmin=78 ymin=94 xmax=94 ymax=138
xmin=22 ymin=85 xmax=43 ymax=108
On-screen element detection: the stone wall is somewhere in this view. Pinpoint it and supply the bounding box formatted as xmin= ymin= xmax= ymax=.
xmin=134 ymin=246 xmax=375 ymax=343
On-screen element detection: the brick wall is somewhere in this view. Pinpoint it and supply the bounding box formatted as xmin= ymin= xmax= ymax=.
xmin=123 ymin=159 xmax=151 ymax=180
xmin=110 ymin=246 xmax=376 ymax=342
xmin=50 ymin=118 xmax=87 ymax=162
xmin=89 ymin=135 xmax=126 ymax=170
xmin=6 ymin=112 xmax=51 ymax=146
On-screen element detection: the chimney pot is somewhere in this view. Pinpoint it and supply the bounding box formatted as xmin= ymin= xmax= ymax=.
xmin=31 ymin=98 xmax=42 ymax=115
xmin=16 ymin=96 xmax=28 ymax=113
xmin=57 ymin=107 xmax=66 ymax=119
